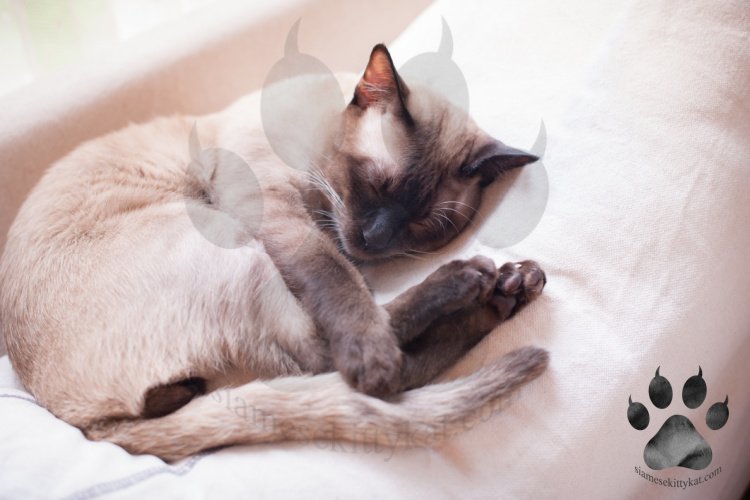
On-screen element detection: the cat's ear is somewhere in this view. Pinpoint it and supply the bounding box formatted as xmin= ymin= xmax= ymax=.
xmin=461 ymin=140 xmax=538 ymax=184
xmin=352 ymin=44 xmax=410 ymax=112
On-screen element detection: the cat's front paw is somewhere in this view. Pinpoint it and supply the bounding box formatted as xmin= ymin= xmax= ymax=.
xmin=490 ymin=260 xmax=546 ymax=320
xmin=334 ymin=326 xmax=403 ymax=398
xmin=422 ymin=255 xmax=499 ymax=314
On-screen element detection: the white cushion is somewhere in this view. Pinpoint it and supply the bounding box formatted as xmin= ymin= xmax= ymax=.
xmin=1 ymin=0 xmax=748 ymax=498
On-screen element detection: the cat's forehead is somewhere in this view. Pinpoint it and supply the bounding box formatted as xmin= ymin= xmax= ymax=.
xmin=408 ymin=86 xmax=483 ymax=151
xmin=351 ymin=108 xmax=410 ymax=179
xmin=343 ymin=84 xmax=491 ymax=180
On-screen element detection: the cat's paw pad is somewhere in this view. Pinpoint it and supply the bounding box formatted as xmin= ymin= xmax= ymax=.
xmin=335 ymin=331 xmax=403 ymax=398
xmin=424 ymin=255 xmax=498 ymax=311
xmin=491 ymin=260 xmax=546 ymax=319
xmin=627 ymin=367 xmax=729 ymax=471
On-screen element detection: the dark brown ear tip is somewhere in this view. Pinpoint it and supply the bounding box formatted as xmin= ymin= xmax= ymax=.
xmin=505 ymin=153 xmax=539 ymax=171
xmin=369 ymin=44 xmax=394 ymax=64
xmin=507 ymin=153 xmax=539 ymax=169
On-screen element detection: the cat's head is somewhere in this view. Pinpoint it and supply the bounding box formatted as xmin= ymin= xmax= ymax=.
xmin=321 ymin=44 xmax=537 ymax=261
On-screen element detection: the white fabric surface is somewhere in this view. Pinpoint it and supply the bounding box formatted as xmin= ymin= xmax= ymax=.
xmin=1 ymin=0 xmax=749 ymax=498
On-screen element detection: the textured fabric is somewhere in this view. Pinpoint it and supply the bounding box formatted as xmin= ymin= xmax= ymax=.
xmin=1 ymin=0 xmax=749 ymax=498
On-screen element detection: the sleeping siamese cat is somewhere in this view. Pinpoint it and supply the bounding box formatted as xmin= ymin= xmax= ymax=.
xmin=0 ymin=44 xmax=547 ymax=461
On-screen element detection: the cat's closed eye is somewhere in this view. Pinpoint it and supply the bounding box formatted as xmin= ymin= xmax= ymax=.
xmin=366 ymin=177 xmax=393 ymax=196
xmin=313 ymin=43 xmax=538 ymax=261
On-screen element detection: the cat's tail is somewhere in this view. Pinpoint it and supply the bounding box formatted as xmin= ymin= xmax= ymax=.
xmin=85 ymin=346 xmax=548 ymax=462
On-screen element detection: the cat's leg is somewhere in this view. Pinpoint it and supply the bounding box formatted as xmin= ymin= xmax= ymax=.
xmin=259 ymin=214 xmax=403 ymax=397
xmin=384 ymin=255 xmax=499 ymax=344
xmin=387 ymin=260 xmax=546 ymax=391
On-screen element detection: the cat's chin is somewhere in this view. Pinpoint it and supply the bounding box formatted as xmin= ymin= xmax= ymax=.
xmin=340 ymin=241 xmax=400 ymax=262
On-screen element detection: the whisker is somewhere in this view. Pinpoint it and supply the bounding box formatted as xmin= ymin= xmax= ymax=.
xmin=312 ymin=209 xmax=335 ymax=219
xmin=407 ymin=248 xmax=439 ymax=256
xmin=432 ymin=215 xmax=446 ymax=232
xmin=434 ymin=212 xmax=459 ymax=234
xmin=435 ymin=206 xmax=473 ymax=225
xmin=396 ymin=251 xmax=428 ymax=262
xmin=438 ymin=200 xmax=478 ymax=214
xmin=304 ymin=167 xmax=345 ymax=213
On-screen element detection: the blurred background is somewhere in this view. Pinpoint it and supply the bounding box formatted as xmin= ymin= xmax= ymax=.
xmin=0 ymin=0 xmax=214 ymax=95
xmin=0 ymin=0 xmax=432 ymax=253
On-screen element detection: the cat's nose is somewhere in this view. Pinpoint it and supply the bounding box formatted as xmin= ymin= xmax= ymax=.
xmin=362 ymin=210 xmax=395 ymax=251
xmin=362 ymin=218 xmax=393 ymax=251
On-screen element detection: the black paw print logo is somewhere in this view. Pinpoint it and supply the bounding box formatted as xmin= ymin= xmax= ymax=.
xmin=627 ymin=367 xmax=729 ymax=470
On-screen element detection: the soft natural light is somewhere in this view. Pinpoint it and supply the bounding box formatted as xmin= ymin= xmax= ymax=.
xmin=0 ymin=0 xmax=214 ymax=96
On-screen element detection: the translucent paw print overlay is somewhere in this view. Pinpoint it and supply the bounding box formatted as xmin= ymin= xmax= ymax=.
xmin=187 ymin=19 xmax=548 ymax=400
xmin=397 ymin=18 xmax=469 ymax=120
xmin=187 ymin=18 xmax=548 ymax=252
xmin=261 ymin=19 xmax=346 ymax=173
xmin=184 ymin=124 xmax=263 ymax=250
xmin=627 ymin=367 xmax=729 ymax=470
xmin=474 ymin=122 xmax=547 ymax=249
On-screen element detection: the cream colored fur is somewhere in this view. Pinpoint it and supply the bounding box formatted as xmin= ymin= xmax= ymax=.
xmin=0 ymin=74 xmax=546 ymax=461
